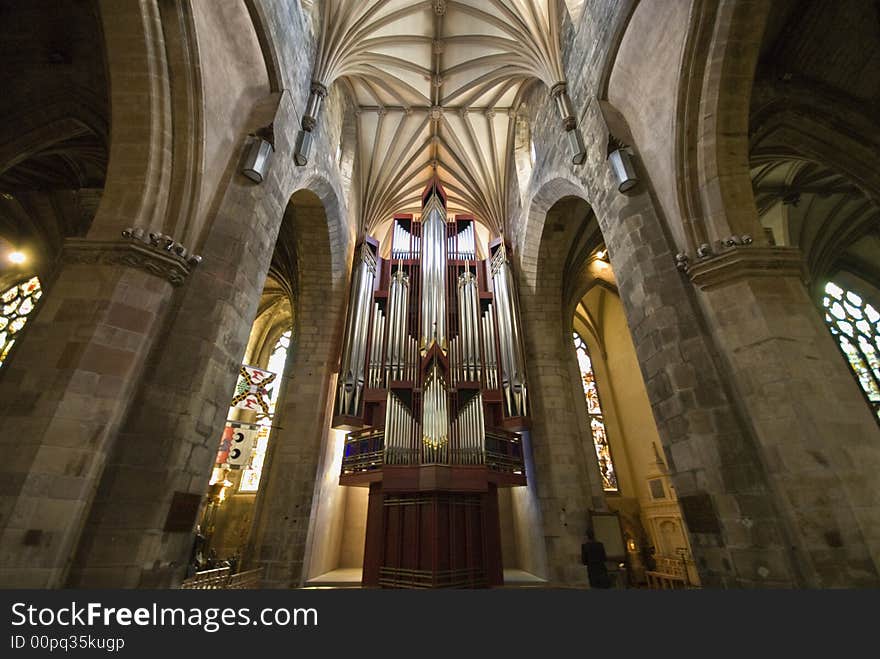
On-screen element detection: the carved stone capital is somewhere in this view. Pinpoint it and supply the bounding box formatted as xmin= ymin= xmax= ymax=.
xmin=549 ymin=81 xmax=567 ymax=99
xmin=687 ymin=246 xmax=805 ymax=290
xmin=63 ymin=229 xmax=202 ymax=287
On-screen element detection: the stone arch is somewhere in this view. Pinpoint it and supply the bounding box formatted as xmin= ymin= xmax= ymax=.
xmin=517 ymin=174 xmax=591 ymax=291
xmin=513 ymin=177 xmax=614 ymax=584
xmin=246 ymin=182 xmax=355 ymax=589
xmin=243 ymin=0 xmax=285 ymax=94
xmin=748 ymin=82 xmax=880 ymax=294
xmin=87 ymin=0 xmax=178 ymax=241
xmin=678 ymin=0 xmax=772 ymax=246
xmin=290 ymin=175 xmax=353 ymax=287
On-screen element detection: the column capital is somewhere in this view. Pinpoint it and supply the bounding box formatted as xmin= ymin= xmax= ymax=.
xmin=686 ymin=246 xmax=806 ymax=290
xmin=62 ymin=228 xmax=202 ymax=287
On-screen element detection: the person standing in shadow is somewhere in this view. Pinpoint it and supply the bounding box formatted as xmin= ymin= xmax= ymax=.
xmin=582 ymin=530 xmax=612 ymax=588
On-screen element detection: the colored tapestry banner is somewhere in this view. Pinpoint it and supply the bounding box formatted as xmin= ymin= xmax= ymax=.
xmin=231 ymin=364 xmax=277 ymax=414
xmin=215 ymin=421 xmax=260 ymax=467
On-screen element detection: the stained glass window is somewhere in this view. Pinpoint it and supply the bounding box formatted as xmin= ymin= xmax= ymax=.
xmin=822 ymin=282 xmax=880 ymax=422
xmin=239 ymin=329 xmax=291 ymax=492
xmin=0 ymin=276 xmax=42 ymax=367
xmin=573 ymin=332 xmax=619 ymax=492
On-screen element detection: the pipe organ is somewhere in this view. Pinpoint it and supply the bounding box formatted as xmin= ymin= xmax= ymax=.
xmin=334 ymin=180 xmax=529 ymax=588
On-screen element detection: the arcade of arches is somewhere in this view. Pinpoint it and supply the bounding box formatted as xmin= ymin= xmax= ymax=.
xmin=0 ymin=0 xmax=878 ymax=589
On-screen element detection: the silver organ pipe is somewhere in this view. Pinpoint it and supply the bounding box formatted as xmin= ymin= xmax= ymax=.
xmin=481 ymin=306 xmax=499 ymax=389
xmin=335 ymin=186 xmax=528 ymax=477
xmin=457 ymin=270 xmax=481 ymax=381
xmin=384 ymin=391 xmax=417 ymax=465
xmin=420 ymin=196 xmax=446 ymax=350
xmin=367 ymin=302 xmax=385 ymax=388
xmin=336 ymin=244 xmax=376 ymax=417
xmin=421 ymin=361 xmax=449 ymax=464
xmin=386 ymin=269 xmax=409 ymax=383
xmin=491 ymin=247 xmax=528 ymax=418
xmin=452 ymin=394 xmax=486 ymax=464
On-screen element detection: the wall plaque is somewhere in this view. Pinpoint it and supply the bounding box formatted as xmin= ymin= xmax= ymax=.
xmin=678 ymin=493 xmax=721 ymax=534
xmin=163 ymin=491 xmax=203 ymax=533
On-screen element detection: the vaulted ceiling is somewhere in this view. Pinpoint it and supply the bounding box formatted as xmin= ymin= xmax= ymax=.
xmin=314 ymin=0 xmax=568 ymax=235
xmin=749 ymin=0 xmax=880 ymax=290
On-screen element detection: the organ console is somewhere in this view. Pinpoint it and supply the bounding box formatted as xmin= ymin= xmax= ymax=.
xmin=333 ymin=179 xmax=529 ymax=588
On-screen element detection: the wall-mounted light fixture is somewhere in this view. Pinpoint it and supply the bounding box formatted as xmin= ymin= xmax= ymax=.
xmin=294 ymin=81 xmax=328 ymax=167
xmin=294 ymin=129 xmax=312 ymax=167
xmin=242 ymin=135 xmax=274 ymax=183
xmin=567 ymin=129 xmax=587 ymax=165
xmin=607 ymin=134 xmax=638 ymax=192
xmin=550 ymin=82 xmax=587 ymax=166
xmin=8 ymin=250 xmax=26 ymax=265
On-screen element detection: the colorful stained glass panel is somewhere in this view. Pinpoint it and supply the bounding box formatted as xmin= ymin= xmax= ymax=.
xmin=822 ymin=282 xmax=880 ymax=420
xmin=239 ymin=329 xmax=291 ymax=492
xmin=0 ymin=276 xmax=41 ymax=368
xmin=573 ymin=332 xmax=619 ymax=492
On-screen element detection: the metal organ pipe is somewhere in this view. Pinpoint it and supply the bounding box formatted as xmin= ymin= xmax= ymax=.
xmin=457 ymin=271 xmax=481 ymax=381
xmin=420 ymin=195 xmax=446 ymax=350
xmin=337 ymin=245 xmax=376 ymax=417
xmin=482 ymin=307 xmax=499 ymax=390
xmin=491 ymin=248 xmax=528 ymax=418
xmin=368 ymin=302 xmax=385 ymax=388
xmin=386 ymin=269 xmax=409 ymax=383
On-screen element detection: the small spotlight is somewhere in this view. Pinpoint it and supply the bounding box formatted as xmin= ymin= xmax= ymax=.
xmin=595 ymin=249 xmax=607 ymax=261
xmin=8 ymin=251 xmax=26 ymax=264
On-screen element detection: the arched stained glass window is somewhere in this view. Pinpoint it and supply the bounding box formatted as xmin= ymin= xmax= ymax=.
xmin=239 ymin=329 xmax=291 ymax=492
xmin=573 ymin=332 xmax=619 ymax=492
xmin=0 ymin=276 xmax=42 ymax=367
xmin=822 ymin=282 xmax=880 ymax=421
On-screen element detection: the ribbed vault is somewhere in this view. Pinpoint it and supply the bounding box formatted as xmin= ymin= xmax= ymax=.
xmin=313 ymin=0 xmax=569 ymax=236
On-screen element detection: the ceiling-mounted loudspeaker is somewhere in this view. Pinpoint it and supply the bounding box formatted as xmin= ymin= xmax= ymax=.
xmin=294 ymin=130 xmax=312 ymax=167
xmin=242 ymin=136 xmax=274 ymax=183
xmin=608 ymin=148 xmax=637 ymax=192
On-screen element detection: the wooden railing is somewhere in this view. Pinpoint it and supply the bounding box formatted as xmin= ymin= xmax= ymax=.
xmin=645 ymin=556 xmax=694 ymax=589
xmin=180 ymin=566 xmax=263 ymax=590
xmin=484 ymin=429 xmax=524 ymax=474
xmin=225 ymin=568 xmax=263 ymax=589
xmin=341 ymin=426 xmax=525 ymax=475
xmin=341 ymin=427 xmax=385 ymax=474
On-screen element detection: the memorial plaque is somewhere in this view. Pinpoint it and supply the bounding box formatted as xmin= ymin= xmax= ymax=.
xmin=163 ymin=491 xmax=203 ymax=533
xmin=678 ymin=493 xmax=721 ymax=534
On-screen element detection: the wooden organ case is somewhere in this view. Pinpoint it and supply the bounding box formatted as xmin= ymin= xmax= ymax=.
xmin=333 ymin=181 xmax=529 ymax=588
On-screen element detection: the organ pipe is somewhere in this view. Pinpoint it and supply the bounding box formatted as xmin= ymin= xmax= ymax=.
xmin=491 ymin=247 xmax=529 ymax=418
xmin=457 ymin=271 xmax=481 ymax=381
xmin=420 ymin=195 xmax=446 ymax=351
xmin=336 ymin=244 xmax=376 ymax=418
xmin=386 ymin=269 xmax=409 ymax=383
xmin=334 ymin=183 xmax=529 ymax=470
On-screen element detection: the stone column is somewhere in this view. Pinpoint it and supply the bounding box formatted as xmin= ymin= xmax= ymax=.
xmin=0 ymin=234 xmax=192 ymax=587
xmin=590 ymin=182 xmax=805 ymax=588
xmin=66 ymin=150 xmax=290 ymax=589
xmin=686 ymin=246 xmax=880 ymax=586
xmin=247 ymin=205 xmax=350 ymax=588
xmin=515 ymin=203 xmax=607 ymax=586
